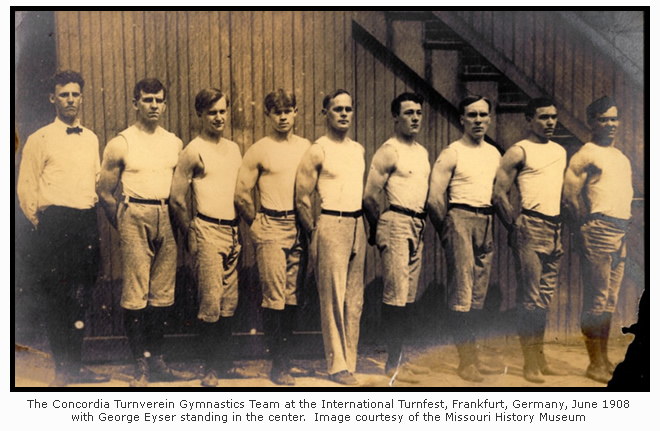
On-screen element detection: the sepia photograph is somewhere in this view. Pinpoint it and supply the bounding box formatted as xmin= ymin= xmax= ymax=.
xmin=13 ymin=10 xmax=647 ymax=390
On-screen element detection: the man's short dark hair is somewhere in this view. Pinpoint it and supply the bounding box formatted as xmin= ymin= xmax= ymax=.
xmin=264 ymin=89 xmax=296 ymax=112
xmin=133 ymin=78 xmax=167 ymax=101
xmin=524 ymin=97 xmax=555 ymax=120
xmin=391 ymin=92 xmax=424 ymax=116
xmin=323 ymin=89 xmax=352 ymax=110
xmin=458 ymin=95 xmax=491 ymax=115
xmin=195 ymin=88 xmax=229 ymax=116
xmin=51 ymin=70 xmax=84 ymax=92
xmin=586 ymin=96 xmax=617 ymax=120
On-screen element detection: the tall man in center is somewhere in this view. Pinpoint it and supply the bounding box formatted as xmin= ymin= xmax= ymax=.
xmin=363 ymin=93 xmax=431 ymax=382
xmin=296 ymin=89 xmax=366 ymax=386
xmin=427 ymin=95 xmax=501 ymax=382
xmin=235 ymin=90 xmax=311 ymax=385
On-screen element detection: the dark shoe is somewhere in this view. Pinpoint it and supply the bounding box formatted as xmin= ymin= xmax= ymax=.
xmin=149 ymin=355 xmax=195 ymax=382
xmin=130 ymin=358 xmax=149 ymax=387
xmin=386 ymin=364 xmax=421 ymax=383
xmin=476 ymin=359 xmax=504 ymax=375
xmin=49 ymin=372 xmax=69 ymax=387
xmin=520 ymin=335 xmax=544 ymax=383
xmin=457 ymin=364 xmax=484 ymax=383
xmin=523 ymin=366 xmax=545 ymax=383
xmin=68 ymin=367 xmax=111 ymax=384
xmin=201 ymin=369 xmax=218 ymax=387
xmin=270 ymin=368 xmax=295 ymax=386
xmin=538 ymin=362 xmax=567 ymax=376
xmin=603 ymin=360 xmax=616 ymax=376
xmin=329 ymin=370 xmax=358 ymax=386
xmin=405 ymin=363 xmax=431 ymax=375
xmin=586 ymin=364 xmax=610 ymax=384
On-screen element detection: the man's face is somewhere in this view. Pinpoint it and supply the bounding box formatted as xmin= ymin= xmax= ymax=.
xmin=200 ymin=97 xmax=228 ymax=137
xmin=266 ymin=105 xmax=297 ymax=133
xmin=134 ymin=90 xmax=166 ymax=124
xmin=528 ymin=105 xmax=558 ymax=140
xmin=50 ymin=82 xmax=82 ymax=122
xmin=591 ymin=106 xmax=619 ymax=142
xmin=461 ymin=99 xmax=491 ymax=140
xmin=394 ymin=100 xmax=423 ymax=137
xmin=324 ymin=93 xmax=353 ymax=133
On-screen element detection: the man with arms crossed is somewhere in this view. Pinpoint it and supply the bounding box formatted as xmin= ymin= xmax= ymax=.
xmin=170 ymin=88 xmax=242 ymax=387
xmin=427 ymin=95 xmax=501 ymax=382
xmin=493 ymin=98 xmax=567 ymax=383
xmin=234 ymin=90 xmax=311 ymax=385
xmin=97 ymin=78 xmax=191 ymax=387
xmin=363 ymin=92 xmax=431 ymax=383
xmin=563 ymin=96 xmax=633 ymax=384
xmin=17 ymin=70 xmax=109 ymax=386
xmin=296 ymin=90 xmax=366 ymax=386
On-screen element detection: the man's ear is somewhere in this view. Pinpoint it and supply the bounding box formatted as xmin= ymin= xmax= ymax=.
xmin=49 ymin=93 xmax=56 ymax=104
xmin=132 ymin=98 xmax=139 ymax=111
xmin=321 ymin=108 xmax=327 ymax=116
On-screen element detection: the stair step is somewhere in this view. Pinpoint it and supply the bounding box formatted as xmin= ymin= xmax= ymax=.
xmin=424 ymin=19 xmax=463 ymax=49
xmin=461 ymin=72 xmax=502 ymax=81
xmin=385 ymin=11 xmax=434 ymax=21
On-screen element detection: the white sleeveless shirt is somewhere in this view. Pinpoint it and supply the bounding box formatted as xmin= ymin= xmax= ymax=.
xmin=120 ymin=125 xmax=182 ymax=199
xmin=447 ymin=139 xmax=501 ymax=207
xmin=316 ymin=136 xmax=365 ymax=211
xmin=380 ymin=138 xmax=430 ymax=212
xmin=513 ymin=139 xmax=566 ymax=216
xmin=187 ymin=136 xmax=242 ymax=220
xmin=583 ymin=142 xmax=633 ymax=219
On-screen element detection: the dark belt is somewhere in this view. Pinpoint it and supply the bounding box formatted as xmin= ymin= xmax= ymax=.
xmin=128 ymin=196 xmax=169 ymax=205
xmin=321 ymin=208 xmax=363 ymax=218
xmin=449 ymin=203 xmax=494 ymax=215
xmin=389 ymin=204 xmax=426 ymax=219
xmin=197 ymin=212 xmax=239 ymax=226
xmin=589 ymin=212 xmax=631 ymax=230
xmin=522 ymin=208 xmax=562 ymax=224
xmin=260 ymin=207 xmax=296 ymax=218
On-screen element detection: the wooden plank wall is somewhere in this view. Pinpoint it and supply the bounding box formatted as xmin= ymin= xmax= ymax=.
xmin=53 ymin=10 xmax=357 ymax=338
xmin=52 ymin=11 xmax=644 ymax=343
xmin=454 ymin=11 xmax=645 ymax=197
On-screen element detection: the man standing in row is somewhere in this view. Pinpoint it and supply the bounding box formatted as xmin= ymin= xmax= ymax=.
xmin=296 ymin=90 xmax=366 ymax=386
xmin=17 ymin=70 xmax=109 ymax=386
xmin=97 ymin=78 xmax=191 ymax=387
xmin=170 ymin=88 xmax=243 ymax=387
xmin=363 ymin=93 xmax=431 ymax=383
xmin=493 ymin=98 xmax=567 ymax=383
xmin=234 ymin=90 xmax=311 ymax=385
xmin=427 ymin=95 xmax=501 ymax=383
xmin=563 ymin=96 xmax=633 ymax=384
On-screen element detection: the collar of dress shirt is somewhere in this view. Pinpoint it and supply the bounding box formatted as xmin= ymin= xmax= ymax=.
xmin=53 ymin=116 xmax=82 ymax=132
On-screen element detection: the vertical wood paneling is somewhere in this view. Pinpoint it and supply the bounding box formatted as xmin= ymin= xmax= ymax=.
xmin=292 ymin=11 xmax=305 ymax=138
xmin=53 ymin=11 xmax=643 ymax=340
xmin=176 ymin=11 xmax=190 ymax=145
xmin=302 ymin=12 xmax=315 ymax=141
xmin=79 ymin=11 xmax=94 ymax=128
xmin=262 ymin=11 xmax=274 ymax=96
xmin=165 ymin=12 xmax=180 ymax=139
xmin=533 ymin=12 xmax=545 ymax=88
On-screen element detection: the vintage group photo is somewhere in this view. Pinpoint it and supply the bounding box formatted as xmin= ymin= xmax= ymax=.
xmin=13 ymin=10 xmax=647 ymax=389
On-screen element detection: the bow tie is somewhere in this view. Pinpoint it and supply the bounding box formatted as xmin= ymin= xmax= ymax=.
xmin=66 ymin=126 xmax=83 ymax=135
